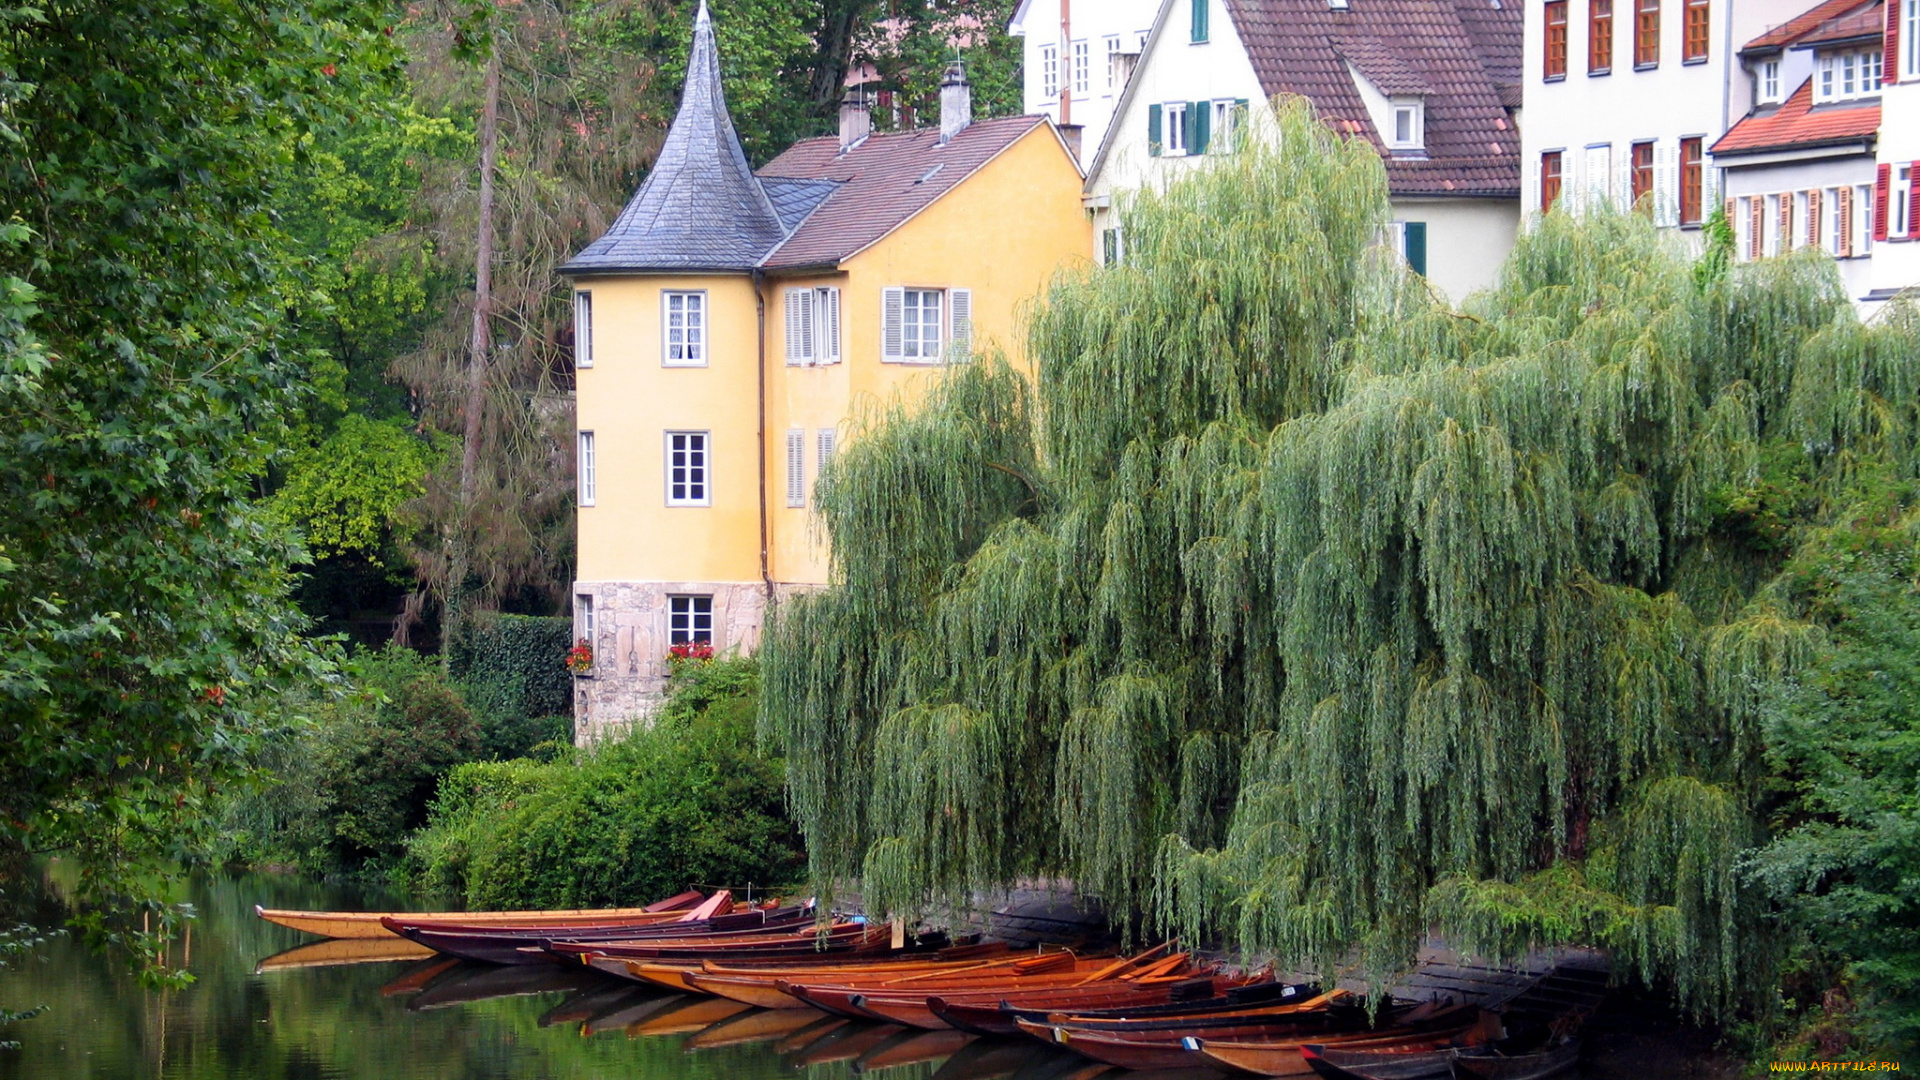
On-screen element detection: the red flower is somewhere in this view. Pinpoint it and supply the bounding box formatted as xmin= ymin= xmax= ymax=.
xmin=564 ymin=639 xmax=593 ymax=673
xmin=202 ymin=685 xmax=226 ymax=706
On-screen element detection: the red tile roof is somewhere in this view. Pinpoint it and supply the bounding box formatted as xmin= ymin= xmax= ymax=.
xmin=1223 ymin=0 xmax=1521 ymax=198
xmin=1710 ymin=78 xmax=1880 ymax=155
xmin=755 ymin=115 xmax=1053 ymax=270
xmin=1743 ymin=0 xmax=1881 ymax=51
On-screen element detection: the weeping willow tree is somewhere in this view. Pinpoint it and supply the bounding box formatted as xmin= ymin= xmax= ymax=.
xmin=759 ymin=99 xmax=1920 ymax=1018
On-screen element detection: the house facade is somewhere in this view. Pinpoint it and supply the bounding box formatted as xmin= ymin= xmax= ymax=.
xmin=562 ymin=3 xmax=1090 ymax=739
xmin=1007 ymin=0 xmax=1163 ymax=161
xmin=1866 ymin=0 xmax=1920 ymax=299
xmin=1081 ymin=0 xmax=1524 ymax=302
xmin=1712 ymin=0 xmax=1884 ymax=297
xmin=1520 ymin=0 xmax=1805 ymax=232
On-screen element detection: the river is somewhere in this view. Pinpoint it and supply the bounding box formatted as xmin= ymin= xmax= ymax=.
xmin=0 ymin=865 xmax=1090 ymax=1080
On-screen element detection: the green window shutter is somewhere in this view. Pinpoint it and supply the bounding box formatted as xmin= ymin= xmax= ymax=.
xmin=1192 ymin=102 xmax=1211 ymax=154
xmin=1102 ymin=228 xmax=1118 ymax=264
xmin=1148 ymin=103 xmax=1162 ymax=156
xmin=1192 ymin=0 xmax=1208 ymax=41
xmin=1404 ymin=222 xmax=1428 ymax=276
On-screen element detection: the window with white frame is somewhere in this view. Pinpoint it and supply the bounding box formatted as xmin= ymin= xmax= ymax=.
xmin=1827 ymin=186 xmax=1846 ymax=255
xmin=1389 ymin=98 xmax=1424 ymax=152
xmin=784 ymin=285 xmax=840 ymax=365
xmin=1072 ymin=39 xmax=1090 ymax=95
xmin=1816 ymin=48 xmax=1882 ymax=102
xmin=1906 ymin=0 xmax=1920 ymax=80
xmin=1165 ymin=102 xmax=1189 ymax=154
xmin=577 ymin=430 xmax=596 ymax=507
xmin=1040 ymin=45 xmax=1059 ymax=99
xmin=669 ymin=595 xmax=712 ymax=645
xmin=1856 ymin=183 xmax=1874 ymax=254
xmin=1898 ymin=166 xmax=1912 ymax=238
xmin=1765 ymin=193 xmax=1781 ymax=257
xmin=1104 ymin=36 xmax=1123 ymax=90
xmin=576 ymin=593 xmax=594 ymax=643
xmin=574 ymin=291 xmax=593 ymax=368
xmin=662 ymin=290 xmax=706 ymax=366
xmin=881 ymin=286 xmax=971 ymax=362
xmin=1212 ymin=99 xmax=1246 ymax=153
xmin=1760 ymin=60 xmax=1781 ymax=103
xmin=665 ymin=431 xmax=709 ymax=506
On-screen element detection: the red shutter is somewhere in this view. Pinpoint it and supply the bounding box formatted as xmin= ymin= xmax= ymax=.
xmin=1911 ymin=163 xmax=1920 ymax=236
xmin=1889 ymin=0 xmax=1901 ymax=85
xmin=1877 ymin=163 xmax=1893 ymax=240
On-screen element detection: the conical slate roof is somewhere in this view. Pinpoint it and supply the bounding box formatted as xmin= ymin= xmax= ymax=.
xmin=562 ymin=0 xmax=788 ymax=273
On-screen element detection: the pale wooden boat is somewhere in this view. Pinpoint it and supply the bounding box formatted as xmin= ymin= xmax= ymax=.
xmin=254 ymin=936 xmax=435 ymax=972
xmin=254 ymin=888 xmax=705 ymax=940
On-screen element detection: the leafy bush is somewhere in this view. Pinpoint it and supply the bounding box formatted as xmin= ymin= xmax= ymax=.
xmin=218 ymin=647 xmax=482 ymax=873
xmin=405 ymin=659 xmax=803 ymax=907
xmin=446 ymin=613 xmax=574 ymax=750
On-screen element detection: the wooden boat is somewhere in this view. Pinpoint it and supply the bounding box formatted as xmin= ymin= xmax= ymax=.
xmin=393 ymin=898 xmax=815 ymax=965
xmin=778 ymin=951 xmax=1124 ymax=1020
xmin=253 ymin=936 xmax=434 ymax=972
xmin=682 ymin=1005 xmax=828 ymax=1049
xmin=1180 ymin=1009 xmax=1494 ymax=1077
xmin=682 ymin=942 xmax=1023 ymax=1007
xmin=253 ymin=888 xmax=706 ymax=940
xmin=853 ymin=1028 xmax=976 ymax=1071
xmin=840 ymin=955 xmax=1226 ymax=1031
xmin=1449 ymin=1040 xmax=1580 ymax=1080
xmin=1025 ymin=997 xmax=1466 ymax=1072
xmin=928 ymin=973 xmax=1260 ymax=1036
xmin=1302 ymin=1043 xmax=1465 ymax=1080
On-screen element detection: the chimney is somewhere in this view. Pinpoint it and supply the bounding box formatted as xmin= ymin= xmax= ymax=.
xmin=940 ymin=61 xmax=972 ymax=143
xmin=1057 ymin=123 xmax=1084 ymax=164
xmin=839 ymin=86 xmax=871 ymax=152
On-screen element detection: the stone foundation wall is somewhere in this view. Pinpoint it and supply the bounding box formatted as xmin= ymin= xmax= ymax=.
xmin=570 ymin=579 xmax=815 ymax=744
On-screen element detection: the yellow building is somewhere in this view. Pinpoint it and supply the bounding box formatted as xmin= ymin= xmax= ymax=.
xmin=561 ymin=1 xmax=1091 ymax=736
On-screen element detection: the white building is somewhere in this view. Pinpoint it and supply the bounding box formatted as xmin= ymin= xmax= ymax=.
xmin=1008 ymin=0 xmax=1163 ymax=163
xmin=1083 ymin=0 xmax=1524 ymax=302
xmin=1520 ymin=0 xmax=1805 ymax=234
xmin=1867 ymin=0 xmax=1920 ymax=300
xmin=1712 ymin=0 xmax=1885 ymax=299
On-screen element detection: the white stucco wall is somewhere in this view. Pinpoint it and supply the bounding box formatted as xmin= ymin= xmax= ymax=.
xmin=1394 ymin=198 xmax=1523 ymax=302
xmin=1519 ymin=0 xmax=1807 ymax=224
xmin=1871 ymin=79 xmax=1920 ymax=299
xmin=1009 ymin=0 xmax=1162 ymax=165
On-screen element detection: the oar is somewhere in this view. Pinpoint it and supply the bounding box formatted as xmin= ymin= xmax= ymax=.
xmin=1070 ymin=940 xmax=1178 ymax=987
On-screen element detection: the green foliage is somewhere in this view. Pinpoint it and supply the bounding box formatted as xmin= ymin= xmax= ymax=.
xmin=219 ymin=648 xmax=481 ymax=874
xmin=0 ymin=0 xmax=395 ymax=977
xmin=445 ymin=612 xmax=574 ymax=753
xmin=407 ymin=658 xmax=803 ymax=907
xmin=1744 ymin=481 xmax=1920 ymax=1056
xmin=761 ymin=98 xmax=1920 ymax=1019
xmin=274 ymin=415 xmax=442 ymax=563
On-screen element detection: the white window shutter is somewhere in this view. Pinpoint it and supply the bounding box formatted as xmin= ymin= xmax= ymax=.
xmin=882 ymin=286 xmax=904 ymax=361
xmin=784 ymin=288 xmax=805 ymax=364
xmin=1657 ymin=144 xmax=1677 ymax=227
xmin=948 ymin=288 xmax=972 ymax=360
xmin=816 ymin=427 xmax=836 ymax=471
xmin=786 ymin=429 xmax=805 ymax=507
xmin=820 ymin=287 xmax=841 ymax=363
xmin=1526 ymin=158 xmax=1540 ymax=214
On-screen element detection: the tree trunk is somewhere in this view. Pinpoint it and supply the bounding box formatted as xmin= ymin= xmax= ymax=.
xmin=462 ymin=27 xmax=500 ymax=504
xmin=807 ymin=1 xmax=865 ymax=113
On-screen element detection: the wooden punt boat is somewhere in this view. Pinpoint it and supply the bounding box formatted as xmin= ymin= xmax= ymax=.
xmin=927 ymin=973 xmax=1264 ymax=1036
xmin=1022 ymin=995 xmax=1456 ymax=1072
xmin=1301 ymin=1043 xmax=1466 ymax=1080
xmin=682 ymin=1005 xmax=828 ymax=1049
xmin=254 ymin=936 xmax=435 ymax=972
xmin=1178 ymin=1009 xmax=1492 ymax=1077
xmin=853 ymin=1028 xmax=976 ymax=1071
xmin=1448 ymin=1040 xmax=1580 ymax=1080
xmin=396 ymin=900 xmax=814 ymax=965
xmin=784 ymin=956 xmax=1116 ymax=1023
xmin=682 ymin=942 xmax=1022 ymax=1007
xmin=552 ymin=918 xmax=868 ymax=963
xmin=837 ymin=954 xmax=1217 ymax=1031
xmin=253 ymin=888 xmax=705 ymax=940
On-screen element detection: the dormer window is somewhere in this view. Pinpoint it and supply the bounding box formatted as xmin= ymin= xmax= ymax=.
xmin=1817 ymin=48 xmax=1882 ymax=102
xmin=1389 ymin=98 xmax=1425 ymax=152
xmin=1759 ymin=59 xmax=1781 ymax=103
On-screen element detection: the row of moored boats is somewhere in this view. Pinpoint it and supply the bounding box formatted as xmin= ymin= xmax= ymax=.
xmin=256 ymin=890 xmax=1607 ymax=1079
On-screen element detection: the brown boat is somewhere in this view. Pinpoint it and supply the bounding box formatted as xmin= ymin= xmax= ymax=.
xmin=694 ymin=948 xmax=1092 ymax=1010
xmin=253 ymin=888 xmax=705 ymax=940
xmin=843 ymin=955 xmax=1219 ymax=1030
xmin=672 ymin=941 xmax=1019 ymax=1006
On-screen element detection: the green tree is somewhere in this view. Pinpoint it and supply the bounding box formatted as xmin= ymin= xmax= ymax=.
xmin=760 ymin=100 xmax=1920 ymax=1019
xmin=0 ymin=0 xmax=394 ymax=976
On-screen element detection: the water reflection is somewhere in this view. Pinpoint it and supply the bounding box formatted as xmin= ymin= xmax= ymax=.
xmin=0 ymin=867 xmax=1090 ymax=1080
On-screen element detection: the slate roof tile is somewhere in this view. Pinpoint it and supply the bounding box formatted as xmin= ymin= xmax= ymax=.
xmin=1223 ymin=0 xmax=1521 ymax=197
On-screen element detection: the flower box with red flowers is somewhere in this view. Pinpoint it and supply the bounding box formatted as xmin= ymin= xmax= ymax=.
xmin=564 ymin=639 xmax=594 ymax=675
xmin=666 ymin=640 xmax=714 ymax=663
